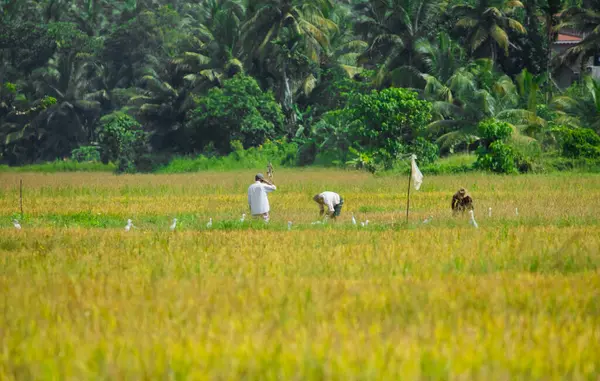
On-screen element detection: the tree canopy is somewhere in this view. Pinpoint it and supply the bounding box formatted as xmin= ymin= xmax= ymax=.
xmin=2 ymin=0 xmax=600 ymax=173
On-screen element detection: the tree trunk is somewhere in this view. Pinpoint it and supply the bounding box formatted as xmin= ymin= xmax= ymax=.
xmin=546 ymin=15 xmax=555 ymax=101
xmin=282 ymin=60 xmax=296 ymax=133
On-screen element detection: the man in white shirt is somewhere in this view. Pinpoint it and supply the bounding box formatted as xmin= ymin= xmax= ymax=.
xmin=313 ymin=191 xmax=344 ymax=220
xmin=248 ymin=173 xmax=277 ymax=222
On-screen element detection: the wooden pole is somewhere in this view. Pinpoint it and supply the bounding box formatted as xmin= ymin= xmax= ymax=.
xmin=19 ymin=179 xmax=23 ymax=218
xmin=267 ymin=162 xmax=273 ymax=182
xmin=405 ymin=166 xmax=412 ymax=224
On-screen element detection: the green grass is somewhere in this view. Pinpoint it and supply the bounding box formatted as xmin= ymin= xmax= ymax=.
xmin=0 ymin=161 xmax=114 ymax=173
xmin=156 ymin=140 xmax=299 ymax=173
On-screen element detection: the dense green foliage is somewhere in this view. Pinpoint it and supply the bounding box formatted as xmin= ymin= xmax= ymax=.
xmin=2 ymin=0 xmax=600 ymax=173
xmin=186 ymin=74 xmax=284 ymax=153
xmin=98 ymin=112 xmax=149 ymax=173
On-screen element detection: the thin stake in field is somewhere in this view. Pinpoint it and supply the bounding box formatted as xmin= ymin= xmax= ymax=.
xmin=267 ymin=162 xmax=274 ymax=182
xmin=19 ymin=178 xmax=24 ymax=219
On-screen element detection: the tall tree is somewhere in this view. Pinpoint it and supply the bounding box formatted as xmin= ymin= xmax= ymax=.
xmin=424 ymin=59 xmax=543 ymax=153
xmin=355 ymin=0 xmax=441 ymax=88
xmin=556 ymin=4 xmax=600 ymax=68
xmin=452 ymin=0 xmax=526 ymax=63
xmin=552 ymin=75 xmax=600 ymax=133
xmin=171 ymin=0 xmax=245 ymax=95
xmin=241 ymin=0 xmax=336 ymax=126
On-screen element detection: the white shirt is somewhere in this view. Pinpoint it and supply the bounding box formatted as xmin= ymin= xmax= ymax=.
xmin=318 ymin=191 xmax=340 ymax=213
xmin=248 ymin=181 xmax=276 ymax=215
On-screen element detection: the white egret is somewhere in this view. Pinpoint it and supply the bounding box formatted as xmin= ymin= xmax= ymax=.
xmin=360 ymin=222 xmax=365 ymax=227
xmin=287 ymin=221 xmax=292 ymax=230
xmin=240 ymin=213 xmax=246 ymax=223
xmin=422 ymin=216 xmax=433 ymax=224
xmin=125 ymin=219 xmax=134 ymax=232
xmin=351 ymin=213 xmax=357 ymax=225
xmin=12 ymin=219 xmax=21 ymax=230
xmin=206 ymin=218 xmax=213 ymax=228
xmin=170 ymin=218 xmax=177 ymax=231
xmin=488 ymin=207 xmax=492 ymax=217
xmin=515 ymin=207 xmax=519 ymax=216
xmin=469 ymin=210 xmax=479 ymax=229
xmin=365 ymin=220 xmax=369 ymax=226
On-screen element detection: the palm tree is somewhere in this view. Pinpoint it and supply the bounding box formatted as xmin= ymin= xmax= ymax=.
xmin=552 ymin=75 xmax=600 ymax=132
xmin=171 ymin=0 xmax=245 ymax=95
xmin=124 ymin=72 xmax=188 ymax=151
xmin=424 ymin=59 xmax=543 ymax=153
xmin=452 ymin=0 xmax=526 ymax=63
xmin=535 ymin=0 xmax=562 ymax=80
xmin=1 ymin=53 xmax=106 ymax=162
xmin=556 ymin=6 xmax=600 ymax=68
xmin=419 ymin=32 xmax=468 ymax=87
xmin=354 ymin=0 xmax=440 ymax=88
xmin=321 ymin=5 xmax=367 ymax=78
xmin=241 ymin=0 xmax=337 ymax=123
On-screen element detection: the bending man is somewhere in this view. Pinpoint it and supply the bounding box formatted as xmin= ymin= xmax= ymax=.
xmin=248 ymin=173 xmax=276 ymax=222
xmin=451 ymin=188 xmax=474 ymax=215
xmin=313 ymin=191 xmax=344 ymax=220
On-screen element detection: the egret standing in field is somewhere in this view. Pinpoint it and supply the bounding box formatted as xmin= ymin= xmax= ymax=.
xmin=206 ymin=218 xmax=213 ymax=228
xmin=125 ymin=219 xmax=134 ymax=232
xmin=488 ymin=207 xmax=492 ymax=217
xmin=12 ymin=219 xmax=21 ymax=230
xmin=240 ymin=213 xmax=246 ymax=223
xmin=352 ymin=213 xmax=357 ymax=226
xmin=287 ymin=221 xmax=292 ymax=230
xmin=469 ymin=210 xmax=479 ymax=229
xmin=170 ymin=218 xmax=177 ymax=232
xmin=422 ymin=215 xmax=433 ymax=224
xmin=515 ymin=207 xmax=519 ymax=216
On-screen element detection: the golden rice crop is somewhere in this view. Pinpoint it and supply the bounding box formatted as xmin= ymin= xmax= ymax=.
xmin=0 ymin=170 xmax=599 ymax=380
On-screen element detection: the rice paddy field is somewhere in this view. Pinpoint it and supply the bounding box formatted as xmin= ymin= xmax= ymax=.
xmin=0 ymin=169 xmax=599 ymax=380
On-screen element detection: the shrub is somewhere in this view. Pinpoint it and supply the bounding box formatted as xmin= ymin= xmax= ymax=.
xmin=475 ymin=141 xmax=517 ymax=173
xmin=98 ymin=112 xmax=149 ymax=173
xmin=186 ymin=74 xmax=285 ymax=154
xmin=478 ymin=118 xmax=513 ymax=142
xmin=554 ymin=127 xmax=600 ymax=159
xmin=412 ymin=137 xmax=439 ymax=166
xmin=157 ymin=140 xmax=298 ymax=173
xmin=71 ymin=146 xmax=100 ymax=162
xmin=346 ymin=88 xmax=432 ymax=167
xmin=474 ymin=119 xmax=517 ymax=173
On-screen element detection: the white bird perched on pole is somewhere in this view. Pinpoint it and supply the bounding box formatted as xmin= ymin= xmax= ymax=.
xmin=515 ymin=207 xmax=519 ymax=216
xmin=287 ymin=221 xmax=292 ymax=230
xmin=12 ymin=219 xmax=21 ymax=230
xmin=206 ymin=218 xmax=213 ymax=228
xmin=488 ymin=207 xmax=492 ymax=217
xmin=170 ymin=218 xmax=177 ymax=231
xmin=422 ymin=215 xmax=433 ymax=224
xmin=240 ymin=213 xmax=246 ymax=223
xmin=124 ymin=219 xmax=134 ymax=232
xmin=469 ymin=210 xmax=479 ymax=229
xmin=352 ymin=213 xmax=357 ymax=226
